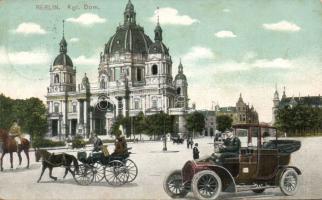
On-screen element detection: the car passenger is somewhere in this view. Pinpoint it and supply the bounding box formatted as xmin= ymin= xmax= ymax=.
xmin=219 ymin=132 xmax=241 ymax=162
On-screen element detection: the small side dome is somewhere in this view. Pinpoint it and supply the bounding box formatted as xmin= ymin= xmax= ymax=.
xmin=175 ymin=73 xmax=187 ymax=81
xmin=53 ymin=54 xmax=73 ymax=67
xmin=148 ymin=41 xmax=169 ymax=55
xmin=175 ymin=60 xmax=187 ymax=81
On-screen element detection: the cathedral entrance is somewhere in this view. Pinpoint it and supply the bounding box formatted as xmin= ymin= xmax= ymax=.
xmin=93 ymin=97 xmax=115 ymax=135
xmin=71 ymin=119 xmax=77 ymax=136
xmin=52 ymin=120 xmax=58 ymax=136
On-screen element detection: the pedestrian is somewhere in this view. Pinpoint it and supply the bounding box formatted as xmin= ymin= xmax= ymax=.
xmin=193 ymin=143 xmax=199 ymax=160
xmin=189 ymin=137 xmax=194 ymax=149
xmin=186 ymin=137 xmax=190 ymax=149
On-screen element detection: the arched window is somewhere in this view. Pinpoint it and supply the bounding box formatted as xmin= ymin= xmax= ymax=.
xmin=152 ymin=64 xmax=158 ymax=75
xmin=176 ymin=87 xmax=181 ymax=95
xmin=100 ymin=79 xmax=106 ymax=89
xmin=54 ymin=74 xmax=59 ymax=83
xmin=137 ymin=68 xmax=142 ymax=81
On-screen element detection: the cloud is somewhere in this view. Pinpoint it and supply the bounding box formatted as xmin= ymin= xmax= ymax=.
xmin=13 ymin=22 xmax=46 ymax=35
xmin=149 ymin=7 xmax=199 ymax=25
xmin=73 ymin=55 xmax=98 ymax=65
xmin=253 ymin=58 xmax=292 ymax=69
xmin=66 ymin=13 xmax=106 ymax=26
xmin=215 ymin=31 xmax=236 ymax=38
xmin=223 ymin=9 xmax=231 ymax=13
xmin=0 ymin=47 xmax=50 ymax=65
xmin=70 ymin=38 xmax=79 ymax=43
xmin=181 ymin=46 xmax=215 ymax=63
xmin=262 ymin=21 xmax=300 ymax=32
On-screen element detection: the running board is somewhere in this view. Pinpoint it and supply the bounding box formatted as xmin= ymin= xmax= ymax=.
xmin=236 ymin=185 xmax=276 ymax=192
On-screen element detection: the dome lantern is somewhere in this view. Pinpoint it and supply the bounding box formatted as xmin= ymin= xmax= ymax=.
xmin=124 ymin=0 xmax=136 ymax=25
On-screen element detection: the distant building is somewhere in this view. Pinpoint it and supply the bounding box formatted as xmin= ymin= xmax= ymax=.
xmin=198 ymin=110 xmax=216 ymax=136
xmin=272 ymin=87 xmax=322 ymax=124
xmin=215 ymin=94 xmax=259 ymax=125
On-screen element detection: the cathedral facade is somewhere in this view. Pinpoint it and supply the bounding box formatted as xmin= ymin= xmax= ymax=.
xmin=46 ymin=1 xmax=189 ymax=140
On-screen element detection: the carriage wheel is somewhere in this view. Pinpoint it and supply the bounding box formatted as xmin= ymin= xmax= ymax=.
xmin=92 ymin=162 xmax=105 ymax=182
xmin=124 ymin=159 xmax=138 ymax=183
xmin=73 ymin=164 xmax=94 ymax=185
xmin=104 ymin=160 xmax=128 ymax=186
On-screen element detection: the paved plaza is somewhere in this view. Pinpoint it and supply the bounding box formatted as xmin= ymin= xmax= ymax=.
xmin=0 ymin=137 xmax=321 ymax=199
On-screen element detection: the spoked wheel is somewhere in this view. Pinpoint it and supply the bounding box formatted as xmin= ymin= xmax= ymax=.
xmin=192 ymin=170 xmax=222 ymax=200
xmin=104 ymin=160 xmax=129 ymax=186
xmin=163 ymin=170 xmax=188 ymax=198
xmin=124 ymin=159 xmax=138 ymax=183
xmin=279 ymin=169 xmax=299 ymax=196
xmin=92 ymin=162 xmax=105 ymax=183
xmin=73 ymin=164 xmax=94 ymax=186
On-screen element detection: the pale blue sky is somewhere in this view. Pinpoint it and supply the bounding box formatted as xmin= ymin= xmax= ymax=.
xmin=0 ymin=0 xmax=322 ymax=122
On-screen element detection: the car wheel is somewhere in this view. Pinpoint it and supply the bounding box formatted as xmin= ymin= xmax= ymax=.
xmin=163 ymin=170 xmax=188 ymax=198
xmin=192 ymin=170 xmax=222 ymax=200
xmin=279 ymin=169 xmax=299 ymax=196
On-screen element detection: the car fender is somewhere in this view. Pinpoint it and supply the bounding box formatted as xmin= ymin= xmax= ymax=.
xmin=207 ymin=165 xmax=237 ymax=193
xmin=275 ymin=166 xmax=302 ymax=185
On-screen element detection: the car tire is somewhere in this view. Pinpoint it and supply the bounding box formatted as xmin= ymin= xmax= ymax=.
xmin=192 ymin=170 xmax=222 ymax=200
xmin=279 ymin=168 xmax=299 ymax=196
xmin=163 ymin=170 xmax=188 ymax=198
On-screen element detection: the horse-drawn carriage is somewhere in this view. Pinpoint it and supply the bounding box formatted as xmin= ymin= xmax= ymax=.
xmin=73 ymin=148 xmax=138 ymax=186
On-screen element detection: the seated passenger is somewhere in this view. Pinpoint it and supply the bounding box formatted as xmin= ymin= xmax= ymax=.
xmin=112 ymin=135 xmax=128 ymax=156
xmin=219 ymin=132 xmax=241 ymax=162
xmin=92 ymin=134 xmax=103 ymax=152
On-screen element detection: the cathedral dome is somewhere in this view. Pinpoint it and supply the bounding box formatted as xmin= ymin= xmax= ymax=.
xmin=53 ymin=54 xmax=73 ymax=67
xmin=104 ymin=25 xmax=152 ymax=55
xmin=175 ymin=73 xmax=187 ymax=81
xmin=148 ymin=41 xmax=169 ymax=55
xmin=175 ymin=61 xmax=187 ymax=81
xmin=53 ymin=36 xmax=73 ymax=66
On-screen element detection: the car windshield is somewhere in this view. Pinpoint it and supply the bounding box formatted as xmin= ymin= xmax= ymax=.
xmin=235 ymin=128 xmax=248 ymax=147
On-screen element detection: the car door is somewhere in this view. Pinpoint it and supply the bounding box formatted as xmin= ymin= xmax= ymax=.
xmin=255 ymin=127 xmax=278 ymax=179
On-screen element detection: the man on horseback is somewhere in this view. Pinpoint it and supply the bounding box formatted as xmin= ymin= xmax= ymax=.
xmin=9 ymin=120 xmax=22 ymax=152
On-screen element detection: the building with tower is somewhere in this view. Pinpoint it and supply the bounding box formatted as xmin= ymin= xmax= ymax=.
xmin=46 ymin=0 xmax=190 ymax=140
xmin=272 ymin=87 xmax=322 ymax=124
xmin=215 ymin=94 xmax=259 ymax=125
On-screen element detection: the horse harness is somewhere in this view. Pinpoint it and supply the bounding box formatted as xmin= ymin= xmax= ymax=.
xmin=43 ymin=152 xmax=67 ymax=167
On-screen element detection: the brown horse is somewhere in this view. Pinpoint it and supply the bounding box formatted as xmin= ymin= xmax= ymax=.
xmin=0 ymin=129 xmax=30 ymax=171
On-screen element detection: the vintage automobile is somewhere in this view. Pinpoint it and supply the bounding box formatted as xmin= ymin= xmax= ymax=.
xmin=163 ymin=124 xmax=301 ymax=200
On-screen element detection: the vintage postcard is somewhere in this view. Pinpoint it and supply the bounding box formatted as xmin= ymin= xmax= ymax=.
xmin=0 ymin=0 xmax=321 ymax=199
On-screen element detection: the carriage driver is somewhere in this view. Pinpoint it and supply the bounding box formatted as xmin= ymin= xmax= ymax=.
xmin=9 ymin=120 xmax=22 ymax=152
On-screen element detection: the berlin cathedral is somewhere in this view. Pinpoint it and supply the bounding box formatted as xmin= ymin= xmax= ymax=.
xmin=46 ymin=0 xmax=189 ymax=140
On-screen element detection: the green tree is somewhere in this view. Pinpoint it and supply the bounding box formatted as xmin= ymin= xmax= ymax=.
xmin=186 ymin=111 xmax=205 ymax=137
xmin=216 ymin=115 xmax=233 ymax=133
xmin=0 ymin=95 xmax=47 ymax=143
xmin=133 ymin=112 xmax=146 ymax=139
xmin=145 ymin=112 xmax=174 ymax=139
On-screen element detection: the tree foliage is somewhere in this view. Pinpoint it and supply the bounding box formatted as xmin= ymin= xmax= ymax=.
xmin=275 ymin=105 xmax=322 ymax=135
xmin=216 ymin=115 xmax=233 ymax=133
xmin=0 ymin=94 xmax=47 ymax=140
xmin=186 ymin=111 xmax=205 ymax=134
